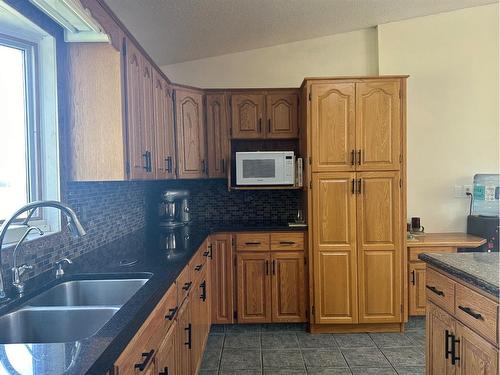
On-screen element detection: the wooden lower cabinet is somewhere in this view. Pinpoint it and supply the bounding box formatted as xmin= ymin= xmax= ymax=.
xmin=176 ymin=298 xmax=192 ymax=375
xmin=211 ymin=234 xmax=234 ymax=324
xmin=427 ymin=302 xmax=457 ymax=375
xmin=408 ymin=262 xmax=427 ymax=316
xmin=156 ymin=321 xmax=178 ymax=375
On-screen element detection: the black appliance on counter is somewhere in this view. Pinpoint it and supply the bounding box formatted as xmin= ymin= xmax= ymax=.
xmin=465 ymin=215 xmax=499 ymax=252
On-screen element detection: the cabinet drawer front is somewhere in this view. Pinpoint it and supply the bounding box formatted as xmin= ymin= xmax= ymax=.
xmin=455 ymin=283 xmax=498 ymax=345
xmin=409 ymin=246 xmax=455 ymax=262
xmin=236 ymin=233 xmax=270 ymax=251
xmin=190 ymin=245 xmax=208 ymax=282
xmin=426 ymin=268 xmax=455 ymax=314
xmin=177 ymin=266 xmax=192 ymax=303
xmin=271 ymin=232 xmax=305 ymax=251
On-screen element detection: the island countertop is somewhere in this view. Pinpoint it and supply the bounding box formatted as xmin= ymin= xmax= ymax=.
xmin=418 ymin=252 xmax=499 ymax=298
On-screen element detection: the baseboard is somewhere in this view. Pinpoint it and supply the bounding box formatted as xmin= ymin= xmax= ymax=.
xmin=309 ymin=322 xmax=404 ymax=333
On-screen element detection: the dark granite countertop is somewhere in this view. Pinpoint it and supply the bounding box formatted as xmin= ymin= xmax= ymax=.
xmin=419 ymin=252 xmax=499 ymax=298
xmin=0 ymin=222 xmax=306 ymax=375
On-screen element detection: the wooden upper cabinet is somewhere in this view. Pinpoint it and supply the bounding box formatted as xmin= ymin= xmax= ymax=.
xmin=174 ymin=89 xmax=207 ymax=179
xmin=125 ymin=40 xmax=147 ymax=180
xmin=310 ymin=83 xmax=356 ymax=172
xmin=266 ymin=93 xmax=298 ymax=138
xmin=211 ymin=234 xmax=234 ymax=324
xmin=271 ymin=252 xmax=306 ymax=322
xmin=153 ymin=71 xmax=176 ymax=180
xmin=236 ymin=252 xmax=272 ymax=323
xmin=231 ymin=94 xmax=265 ymax=139
xmin=206 ymin=94 xmax=230 ymax=178
xmin=356 ymin=171 xmax=402 ymax=323
xmin=141 ymin=60 xmax=156 ymax=180
xmin=312 ymin=172 xmax=358 ymax=324
xmin=356 ymin=80 xmax=401 ymax=171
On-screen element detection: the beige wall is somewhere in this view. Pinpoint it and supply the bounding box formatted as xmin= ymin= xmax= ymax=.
xmin=162 ymin=4 xmax=499 ymax=232
xmin=378 ymin=4 xmax=499 ymax=232
xmin=161 ymin=28 xmax=379 ymax=88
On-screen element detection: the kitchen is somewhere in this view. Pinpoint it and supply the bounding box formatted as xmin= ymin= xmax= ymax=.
xmin=0 ymin=0 xmax=498 ymax=374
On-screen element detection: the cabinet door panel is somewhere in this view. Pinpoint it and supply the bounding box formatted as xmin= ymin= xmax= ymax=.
xmin=211 ymin=234 xmax=234 ymax=324
xmin=311 ymin=83 xmax=356 ymax=172
xmin=125 ymin=40 xmax=147 ymax=179
xmin=231 ymin=94 xmax=265 ymax=139
xmin=271 ymin=252 xmax=306 ymax=322
xmin=176 ymin=299 xmax=191 ymax=375
xmin=206 ymin=94 xmax=230 ymax=177
xmin=312 ymin=173 xmax=358 ymax=324
xmin=141 ymin=60 xmax=155 ymax=180
xmin=153 ymin=72 xmax=176 ymax=180
xmin=356 ymin=80 xmax=401 ymax=171
xmin=357 ymin=171 xmax=402 ymax=323
xmin=266 ymin=93 xmax=298 ymax=139
xmin=426 ymin=302 xmax=456 ymax=375
xmin=236 ymin=252 xmax=271 ymax=323
xmin=156 ymin=322 xmax=178 ymax=375
xmin=408 ymin=262 xmax=427 ymax=316
xmin=175 ymin=89 xmax=206 ymax=178
xmin=456 ymin=321 xmax=498 ymax=375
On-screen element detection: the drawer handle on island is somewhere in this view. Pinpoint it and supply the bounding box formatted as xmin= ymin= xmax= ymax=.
xmin=458 ymin=305 xmax=483 ymax=320
xmin=279 ymin=241 xmax=295 ymax=245
xmin=185 ymin=323 xmax=192 ymax=349
xmin=200 ymin=281 xmax=207 ymax=301
xmin=426 ymin=285 xmax=445 ymax=296
xmin=134 ymin=350 xmax=154 ymax=372
xmin=410 ymin=270 xmax=415 ymax=285
xmin=182 ymin=282 xmax=192 ymax=291
xmin=165 ymin=306 xmax=178 ymax=321
xmin=195 ymin=264 xmax=203 ymax=271
xmin=245 ymin=242 xmax=261 ymax=245
xmin=159 ymin=367 xmax=169 ymax=375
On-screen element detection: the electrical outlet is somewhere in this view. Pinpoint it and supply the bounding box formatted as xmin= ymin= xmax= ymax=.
xmin=464 ymin=185 xmax=473 ymax=195
xmin=454 ymin=185 xmax=464 ymax=198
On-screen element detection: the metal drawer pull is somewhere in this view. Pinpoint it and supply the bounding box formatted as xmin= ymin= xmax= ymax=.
xmin=185 ymin=323 xmax=192 ymax=349
xmin=134 ymin=350 xmax=154 ymax=371
xmin=200 ymin=280 xmax=207 ymax=301
xmin=195 ymin=264 xmax=203 ymax=271
xmin=165 ymin=306 xmax=178 ymax=321
xmin=245 ymin=242 xmax=261 ymax=245
xmin=203 ymin=251 xmax=210 ymax=257
xmin=159 ymin=367 xmax=169 ymax=375
xmin=279 ymin=241 xmax=295 ymax=245
xmin=410 ymin=270 xmax=415 ymax=285
xmin=182 ymin=282 xmax=192 ymax=291
xmin=351 ymin=150 xmax=356 ymax=165
xmin=272 ymin=260 xmax=276 ymax=275
xmin=458 ymin=305 xmax=483 ymax=320
xmin=426 ymin=285 xmax=444 ymax=296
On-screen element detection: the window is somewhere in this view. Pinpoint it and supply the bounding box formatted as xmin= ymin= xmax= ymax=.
xmin=0 ymin=37 xmax=39 ymax=221
xmin=0 ymin=2 xmax=60 ymax=246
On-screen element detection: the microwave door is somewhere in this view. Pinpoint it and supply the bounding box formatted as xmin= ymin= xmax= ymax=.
xmin=238 ymin=158 xmax=278 ymax=185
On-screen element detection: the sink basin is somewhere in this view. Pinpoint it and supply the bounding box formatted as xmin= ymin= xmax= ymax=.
xmin=0 ymin=306 xmax=119 ymax=344
xmin=26 ymin=278 xmax=149 ymax=307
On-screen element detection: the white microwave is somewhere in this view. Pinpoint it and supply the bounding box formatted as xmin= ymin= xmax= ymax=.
xmin=236 ymin=151 xmax=295 ymax=186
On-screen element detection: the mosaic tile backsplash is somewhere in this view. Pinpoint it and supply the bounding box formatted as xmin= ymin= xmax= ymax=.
xmin=0 ymin=179 xmax=301 ymax=288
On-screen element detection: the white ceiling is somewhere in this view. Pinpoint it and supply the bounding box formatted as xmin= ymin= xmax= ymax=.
xmin=104 ymin=0 xmax=497 ymax=66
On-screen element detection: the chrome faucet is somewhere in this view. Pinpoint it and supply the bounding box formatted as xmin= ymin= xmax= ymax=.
xmin=0 ymin=201 xmax=86 ymax=302
xmin=11 ymin=226 xmax=43 ymax=295
xmin=55 ymin=258 xmax=73 ymax=278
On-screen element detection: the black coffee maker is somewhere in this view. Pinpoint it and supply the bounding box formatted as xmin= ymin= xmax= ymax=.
xmin=466 ymin=215 xmax=499 ymax=252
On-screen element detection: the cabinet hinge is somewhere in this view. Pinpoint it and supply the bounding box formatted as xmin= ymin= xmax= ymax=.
xmin=308 ymin=92 xmax=311 ymax=101
xmin=304 ymin=257 xmax=307 ymax=265
xmin=233 ymin=311 xmax=237 ymax=319
xmin=399 ymin=179 xmax=402 ymax=188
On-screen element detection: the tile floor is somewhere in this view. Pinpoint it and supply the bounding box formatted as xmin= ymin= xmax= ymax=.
xmin=200 ymin=318 xmax=425 ymax=375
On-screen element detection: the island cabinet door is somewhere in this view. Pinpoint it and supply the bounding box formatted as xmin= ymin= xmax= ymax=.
xmin=312 ymin=172 xmax=358 ymax=324
xmin=355 ymin=80 xmax=402 ymax=171
xmin=156 ymin=321 xmax=178 ymax=375
xmin=426 ymin=302 xmax=457 ymax=375
xmin=176 ymin=299 xmax=192 ymax=375
xmin=271 ymin=252 xmax=306 ymax=322
xmin=236 ymin=252 xmax=272 ymax=323
xmin=455 ymin=321 xmax=498 ymax=375
xmin=356 ymin=171 xmax=402 ymax=323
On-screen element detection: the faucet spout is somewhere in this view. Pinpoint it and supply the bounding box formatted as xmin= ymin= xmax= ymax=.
xmin=0 ymin=200 xmax=86 ymax=301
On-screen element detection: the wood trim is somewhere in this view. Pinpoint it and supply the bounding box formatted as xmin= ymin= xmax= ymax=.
xmin=309 ymin=322 xmax=403 ymax=333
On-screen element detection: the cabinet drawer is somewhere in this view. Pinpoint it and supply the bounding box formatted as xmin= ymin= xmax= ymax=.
xmin=271 ymin=232 xmax=305 ymax=251
xmin=160 ymin=284 xmax=178 ymax=332
xmin=190 ymin=247 xmax=207 ymax=281
xmin=409 ymin=246 xmax=455 ymax=262
xmin=236 ymin=233 xmax=270 ymax=251
xmin=176 ymin=266 xmax=192 ymax=303
xmin=455 ymin=283 xmax=498 ymax=345
xmin=425 ymin=268 xmax=455 ymax=314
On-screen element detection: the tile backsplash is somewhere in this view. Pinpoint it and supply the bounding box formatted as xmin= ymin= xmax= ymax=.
xmin=0 ymin=179 xmax=301 ymax=287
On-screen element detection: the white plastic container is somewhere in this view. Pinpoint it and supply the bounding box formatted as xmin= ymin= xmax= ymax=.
xmin=472 ymin=174 xmax=500 ymax=217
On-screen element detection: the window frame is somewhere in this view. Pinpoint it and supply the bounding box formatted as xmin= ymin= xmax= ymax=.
xmin=0 ymin=34 xmax=43 ymax=224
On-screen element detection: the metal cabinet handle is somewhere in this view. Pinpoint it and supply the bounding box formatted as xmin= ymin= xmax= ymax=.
xmin=458 ymin=305 xmax=483 ymax=320
xmin=352 ymin=179 xmax=356 ymax=194
xmin=201 ymin=159 xmax=206 ymax=174
xmin=159 ymin=367 xmax=169 ymax=375
xmin=351 ymin=150 xmax=356 ymax=165
xmin=245 ymin=242 xmax=261 ymax=245
xmin=221 ymin=159 xmax=226 ymax=173
xmin=449 ymin=332 xmax=460 ymax=365
xmin=426 ymin=285 xmax=444 ymax=296
xmin=165 ymin=306 xmax=178 ymax=321
xmin=258 ymin=118 xmax=262 ymax=133
xmin=134 ymin=350 xmax=154 ymax=371
xmin=195 ymin=264 xmax=203 ymax=271
xmin=279 ymin=241 xmax=295 ymax=245
xmin=272 ymin=260 xmax=276 ymax=275
xmin=184 ymin=323 xmax=192 ymax=349
xmin=357 ymin=150 xmax=362 ymax=165
xmin=203 ymin=251 xmax=210 ymax=257
xmin=357 ymin=178 xmax=362 ymax=194
xmin=410 ymin=270 xmax=416 ymax=285
xmin=265 ymin=260 xmax=269 ymax=275
xmin=166 ymin=156 xmax=173 ymax=173
xmin=143 ymin=152 xmax=149 ymax=171
xmin=445 ymin=330 xmax=452 ymax=359
xmin=182 ymin=282 xmax=192 ymax=291
xmin=268 ymin=119 xmax=271 ymax=132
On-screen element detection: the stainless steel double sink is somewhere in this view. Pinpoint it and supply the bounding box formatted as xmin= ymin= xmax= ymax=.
xmin=0 ymin=278 xmax=149 ymax=344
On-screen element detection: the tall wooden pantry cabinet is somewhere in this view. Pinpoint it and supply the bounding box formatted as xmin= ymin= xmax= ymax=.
xmin=302 ymin=76 xmax=408 ymax=332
